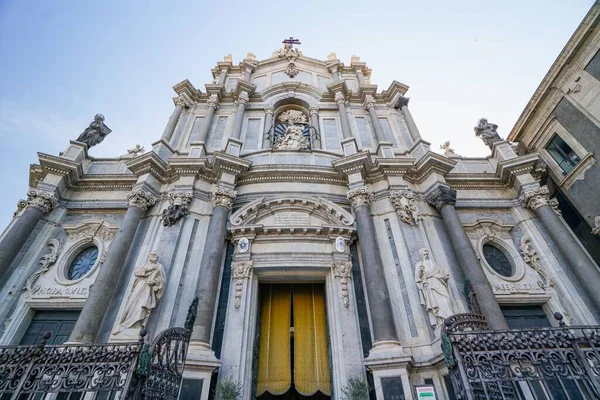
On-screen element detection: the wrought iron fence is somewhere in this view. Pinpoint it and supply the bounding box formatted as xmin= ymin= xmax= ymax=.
xmin=442 ymin=313 xmax=600 ymax=400
xmin=0 ymin=298 xmax=198 ymax=400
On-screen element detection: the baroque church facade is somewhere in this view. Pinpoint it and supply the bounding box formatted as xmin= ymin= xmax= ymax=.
xmin=1 ymin=36 xmax=599 ymax=400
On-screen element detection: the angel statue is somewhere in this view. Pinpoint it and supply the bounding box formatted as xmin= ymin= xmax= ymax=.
xmin=474 ymin=118 xmax=503 ymax=150
xmin=415 ymin=248 xmax=454 ymax=330
xmin=440 ymin=141 xmax=456 ymax=156
xmin=113 ymin=251 xmax=166 ymax=334
xmin=76 ymin=114 xmax=112 ymax=148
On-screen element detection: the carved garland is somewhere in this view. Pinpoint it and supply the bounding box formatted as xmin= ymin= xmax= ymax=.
xmin=231 ymin=261 xmax=253 ymax=309
xmin=519 ymin=235 xmax=553 ymax=289
xmin=389 ymin=190 xmax=420 ymax=225
xmin=332 ymin=261 xmax=353 ymax=308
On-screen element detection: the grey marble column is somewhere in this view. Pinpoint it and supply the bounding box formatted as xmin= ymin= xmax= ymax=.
xmin=69 ymin=190 xmax=155 ymax=343
xmin=521 ymin=186 xmax=600 ymax=313
xmin=365 ymin=98 xmax=385 ymax=144
xmin=395 ymin=96 xmax=421 ymax=142
xmin=348 ymin=187 xmax=399 ymax=342
xmin=197 ymin=96 xmax=219 ymax=143
xmin=192 ymin=187 xmax=236 ymax=343
xmin=231 ymin=94 xmax=249 ymax=140
xmin=262 ymin=107 xmax=274 ymax=149
xmin=161 ymin=98 xmax=186 ymax=142
xmin=0 ymin=190 xmax=58 ymax=278
xmin=309 ymin=107 xmax=322 ymax=150
xmin=427 ymin=186 xmax=508 ymax=329
xmin=335 ymin=93 xmax=352 ymax=140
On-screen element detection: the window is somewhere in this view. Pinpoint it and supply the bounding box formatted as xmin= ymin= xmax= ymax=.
xmin=187 ymin=116 xmax=204 ymax=145
xmin=379 ymin=118 xmax=397 ymax=146
xmin=482 ymin=243 xmax=512 ymax=277
xmin=322 ymin=118 xmax=340 ymax=150
xmin=209 ymin=116 xmax=228 ymax=148
xmin=243 ymin=118 xmax=261 ymax=151
xmin=68 ymin=246 xmax=98 ymax=280
xmin=545 ymin=134 xmax=580 ymax=175
xmin=355 ymin=117 xmax=373 ymax=148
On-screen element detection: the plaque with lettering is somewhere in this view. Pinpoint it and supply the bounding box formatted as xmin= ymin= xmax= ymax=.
xmin=382 ymin=377 xmax=405 ymax=400
xmin=273 ymin=212 xmax=310 ymax=225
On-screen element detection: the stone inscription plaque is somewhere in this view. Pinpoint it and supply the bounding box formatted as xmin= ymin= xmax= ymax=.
xmin=382 ymin=377 xmax=405 ymax=400
xmin=273 ymin=212 xmax=310 ymax=226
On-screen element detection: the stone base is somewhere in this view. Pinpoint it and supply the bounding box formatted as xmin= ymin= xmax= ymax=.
xmin=364 ymin=341 xmax=413 ymax=400
xmin=189 ymin=141 xmax=207 ymax=157
xmin=186 ymin=340 xmax=221 ymax=368
xmin=108 ymin=327 xmax=142 ymax=343
xmin=225 ymin=138 xmax=243 ymax=156
xmin=341 ymin=137 xmax=359 ymax=156
xmin=492 ymin=140 xmax=518 ymax=161
xmin=61 ymin=140 xmax=88 ymax=162
xmin=376 ymin=142 xmax=394 ymax=158
xmin=409 ymin=139 xmax=431 ymax=161
xmin=151 ymin=139 xmax=175 ymax=161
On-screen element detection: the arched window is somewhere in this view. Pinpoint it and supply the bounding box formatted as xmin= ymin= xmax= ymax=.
xmin=68 ymin=246 xmax=99 ymax=280
xmin=482 ymin=243 xmax=512 ymax=277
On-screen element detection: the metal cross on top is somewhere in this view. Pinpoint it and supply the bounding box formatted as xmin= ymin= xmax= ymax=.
xmin=282 ymin=37 xmax=301 ymax=48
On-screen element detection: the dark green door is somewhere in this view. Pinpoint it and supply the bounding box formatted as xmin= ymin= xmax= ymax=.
xmin=20 ymin=310 xmax=80 ymax=345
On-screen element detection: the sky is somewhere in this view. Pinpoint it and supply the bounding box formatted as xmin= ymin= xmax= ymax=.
xmin=0 ymin=0 xmax=595 ymax=230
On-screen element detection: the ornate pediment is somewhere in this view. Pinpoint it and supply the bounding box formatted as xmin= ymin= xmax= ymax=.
xmin=230 ymin=196 xmax=354 ymax=228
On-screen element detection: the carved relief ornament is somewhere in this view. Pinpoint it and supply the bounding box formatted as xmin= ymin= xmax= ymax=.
xmin=332 ymin=261 xmax=353 ymax=308
xmin=206 ymin=95 xmax=220 ymax=110
xmin=231 ymin=261 xmax=253 ymax=309
xmin=426 ymin=186 xmax=456 ymax=211
xmin=14 ymin=190 xmax=59 ymax=216
xmin=212 ymin=187 xmax=237 ymax=209
xmin=126 ymin=190 xmax=156 ymax=211
xmin=519 ymin=186 xmax=550 ymax=210
xmin=347 ymin=186 xmax=373 ymax=209
xmin=519 ymin=235 xmax=553 ymax=289
xmin=25 ymin=239 xmax=60 ymax=292
xmin=593 ymin=216 xmax=600 ymax=236
xmin=390 ymin=190 xmax=420 ymax=225
xmin=161 ymin=192 xmax=193 ymax=227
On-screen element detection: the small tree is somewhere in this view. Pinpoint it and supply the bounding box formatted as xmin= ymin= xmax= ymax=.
xmin=215 ymin=377 xmax=243 ymax=400
xmin=341 ymin=377 xmax=370 ymax=400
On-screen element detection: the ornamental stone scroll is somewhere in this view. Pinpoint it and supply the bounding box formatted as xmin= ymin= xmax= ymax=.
xmin=14 ymin=190 xmax=59 ymax=216
xmin=212 ymin=187 xmax=237 ymax=209
xmin=347 ymin=186 xmax=373 ymax=209
xmin=126 ymin=190 xmax=156 ymax=211
xmin=426 ymin=186 xmax=456 ymax=211
xmin=519 ymin=235 xmax=553 ymax=289
xmin=332 ymin=261 xmax=353 ymax=308
xmin=231 ymin=261 xmax=253 ymax=309
xmin=519 ymin=186 xmax=550 ymax=210
xmin=25 ymin=239 xmax=60 ymax=292
xmin=390 ymin=190 xmax=420 ymax=225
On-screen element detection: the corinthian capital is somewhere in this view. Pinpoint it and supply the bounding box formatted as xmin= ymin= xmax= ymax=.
xmin=334 ymin=91 xmax=346 ymax=106
xmin=237 ymin=92 xmax=249 ymax=106
xmin=212 ymin=186 xmax=237 ymax=209
xmin=14 ymin=190 xmax=59 ymax=215
xmin=519 ymin=186 xmax=550 ymax=210
xmin=265 ymin=106 xmax=274 ymax=115
xmin=364 ymin=95 xmax=377 ymax=110
xmin=309 ymin=107 xmax=319 ymax=116
xmin=206 ymin=95 xmax=219 ymax=110
xmin=126 ymin=190 xmax=156 ymax=211
xmin=175 ymin=97 xmax=189 ymax=108
xmin=347 ymin=186 xmax=373 ymax=209
xmin=395 ymin=96 xmax=409 ymax=109
xmin=426 ymin=185 xmax=456 ymax=211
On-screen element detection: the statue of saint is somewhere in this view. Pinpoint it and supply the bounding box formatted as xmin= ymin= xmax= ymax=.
xmin=113 ymin=251 xmax=166 ymax=334
xmin=474 ymin=118 xmax=503 ymax=149
xmin=415 ymin=248 xmax=454 ymax=330
xmin=76 ymin=114 xmax=112 ymax=148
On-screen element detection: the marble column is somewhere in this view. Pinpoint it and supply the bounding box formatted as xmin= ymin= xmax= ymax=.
xmin=197 ymin=95 xmax=219 ymax=143
xmin=427 ymin=186 xmax=508 ymax=329
xmin=395 ymin=96 xmax=421 ymax=142
xmin=309 ymin=107 xmax=322 ymax=150
xmin=520 ymin=186 xmax=600 ymax=313
xmin=231 ymin=93 xmax=249 ymax=140
xmin=347 ymin=186 xmax=399 ymax=342
xmin=365 ymin=97 xmax=385 ymax=144
xmin=192 ymin=187 xmax=236 ymax=344
xmin=69 ymin=189 xmax=155 ymax=343
xmin=335 ymin=92 xmax=352 ymax=140
xmin=262 ymin=107 xmax=274 ymax=149
xmin=161 ymin=98 xmax=186 ymax=142
xmin=0 ymin=190 xmax=58 ymax=278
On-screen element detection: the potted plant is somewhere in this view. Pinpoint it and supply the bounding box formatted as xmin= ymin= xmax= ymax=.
xmin=341 ymin=377 xmax=371 ymax=400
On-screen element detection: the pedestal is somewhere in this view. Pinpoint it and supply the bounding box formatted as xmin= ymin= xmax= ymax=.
xmin=225 ymin=138 xmax=243 ymax=156
xmin=189 ymin=141 xmax=207 ymax=157
xmin=61 ymin=140 xmax=88 ymax=162
xmin=341 ymin=137 xmax=359 ymax=156
xmin=376 ymin=142 xmax=394 ymax=158
xmin=151 ymin=139 xmax=175 ymax=162
xmin=363 ymin=343 xmax=413 ymax=400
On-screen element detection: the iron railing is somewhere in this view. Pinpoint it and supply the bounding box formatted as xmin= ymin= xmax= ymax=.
xmin=442 ymin=313 xmax=600 ymax=400
xmin=0 ymin=298 xmax=198 ymax=400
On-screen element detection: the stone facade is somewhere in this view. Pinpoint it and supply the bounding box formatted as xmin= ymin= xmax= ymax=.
xmin=0 ymin=35 xmax=599 ymax=400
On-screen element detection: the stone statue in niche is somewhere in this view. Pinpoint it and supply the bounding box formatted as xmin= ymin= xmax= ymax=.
xmin=415 ymin=248 xmax=454 ymax=330
xmin=274 ymin=110 xmax=309 ymax=151
xmin=474 ymin=118 xmax=503 ymax=150
xmin=76 ymin=114 xmax=112 ymax=148
xmin=113 ymin=251 xmax=166 ymax=335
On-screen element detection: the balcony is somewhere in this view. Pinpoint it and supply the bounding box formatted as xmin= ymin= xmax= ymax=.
xmin=442 ymin=313 xmax=600 ymax=399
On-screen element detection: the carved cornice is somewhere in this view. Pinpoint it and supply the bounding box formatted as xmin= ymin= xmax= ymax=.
xmin=125 ymin=152 xmax=173 ymax=183
xmin=212 ymin=186 xmax=237 ymax=209
xmin=172 ymin=79 xmax=201 ymax=102
xmin=347 ymin=186 xmax=373 ymax=209
xmin=14 ymin=190 xmax=59 ymax=216
xmin=211 ymin=152 xmax=252 ymax=181
xmin=426 ymin=185 xmax=457 ymax=211
xmin=231 ymin=261 xmax=253 ymax=309
xmin=332 ymin=261 xmax=353 ymax=308
xmin=126 ymin=189 xmax=156 ymax=211
xmin=519 ymin=186 xmax=550 ymax=210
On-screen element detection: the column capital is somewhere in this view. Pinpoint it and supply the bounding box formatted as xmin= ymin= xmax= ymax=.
xmin=309 ymin=107 xmax=319 ymax=116
xmin=212 ymin=186 xmax=237 ymax=209
xmin=15 ymin=190 xmax=59 ymax=216
xmin=331 ymin=260 xmax=353 ymax=308
xmin=236 ymin=91 xmax=249 ymax=106
xmin=364 ymin=98 xmax=377 ymax=111
xmin=347 ymin=186 xmax=373 ymax=209
xmin=426 ymin=185 xmax=456 ymax=211
xmin=265 ymin=106 xmax=274 ymax=115
xmin=334 ymin=91 xmax=346 ymax=106
xmin=126 ymin=189 xmax=156 ymax=211
xmin=206 ymin=94 xmax=219 ymax=110
xmin=519 ymin=185 xmax=550 ymax=210
xmin=395 ymin=95 xmax=409 ymax=109
xmin=174 ymin=95 xmax=192 ymax=109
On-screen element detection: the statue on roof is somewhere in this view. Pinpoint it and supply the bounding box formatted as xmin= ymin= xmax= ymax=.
xmin=277 ymin=37 xmax=302 ymax=59
xmin=76 ymin=114 xmax=112 ymax=148
xmin=440 ymin=141 xmax=456 ymax=156
xmin=474 ymin=118 xmax=503 ymax=150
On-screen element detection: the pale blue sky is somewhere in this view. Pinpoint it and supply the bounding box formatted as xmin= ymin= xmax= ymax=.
xmin=0 ymin=0 xmax=594 ymax=230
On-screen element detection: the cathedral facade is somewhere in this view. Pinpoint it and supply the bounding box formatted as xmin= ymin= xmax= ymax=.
xmin=1 ymin=37 xmax=599 ymax=400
